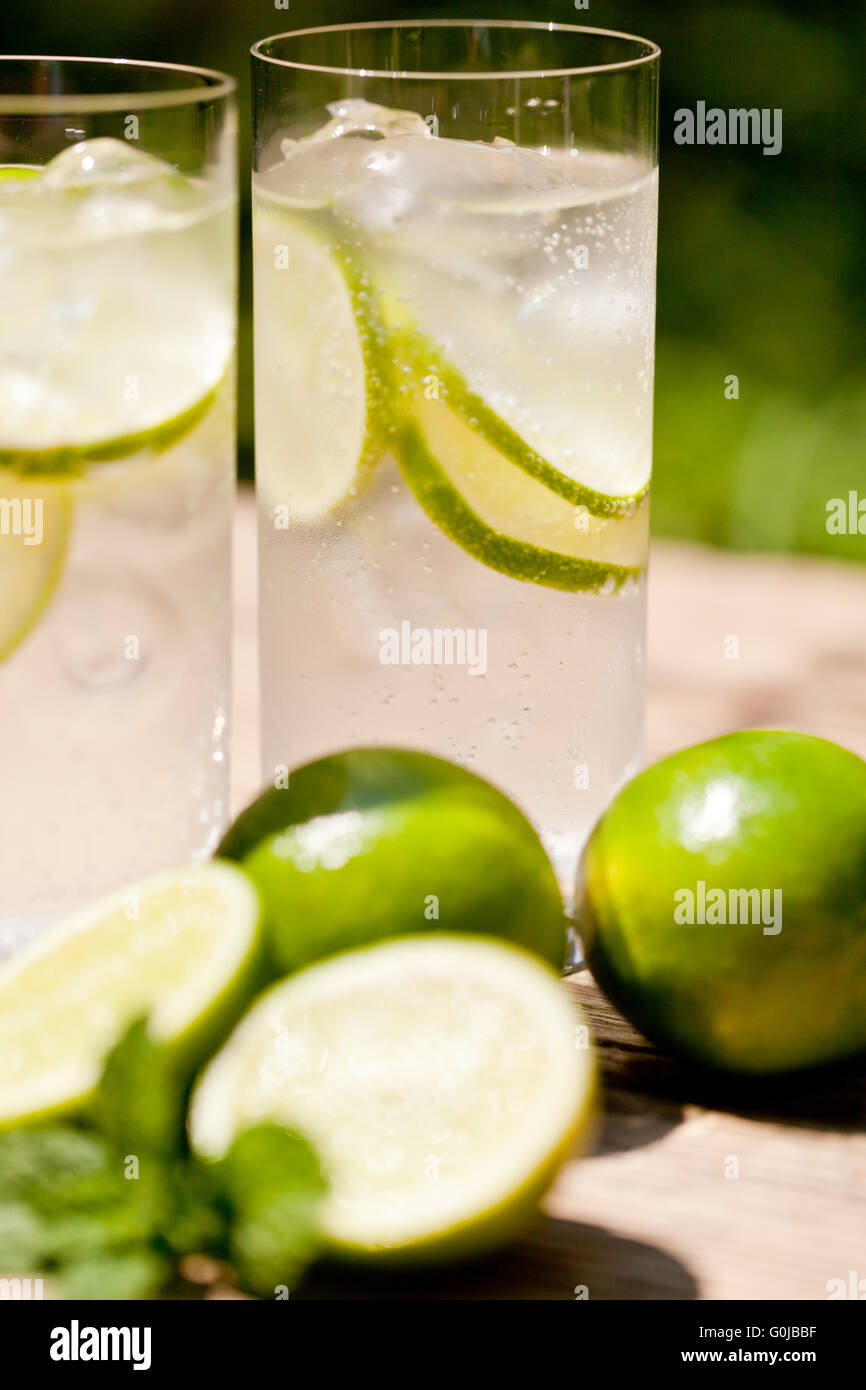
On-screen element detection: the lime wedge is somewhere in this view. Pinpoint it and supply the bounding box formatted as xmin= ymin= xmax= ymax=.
xmin=394 ymin=349 xmax=646 ymax=592
xmin=253 ymin=207 xmax=389 ymax=522
xmin=0 ymin=475 xmax=70 ymax=663
xmin=0 ymin=140 xmax=232 ymax=474
xmin=0 ymin=862 xmax=263 ymax=1129
xmin=190 ymin=935 xmax=595 ymax=1261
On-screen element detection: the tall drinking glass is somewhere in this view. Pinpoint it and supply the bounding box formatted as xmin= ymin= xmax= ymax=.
xmin=0 ymin=59 xmax=237 ymax=952
xmin=252 ymin=22 xmax=659 ymax=891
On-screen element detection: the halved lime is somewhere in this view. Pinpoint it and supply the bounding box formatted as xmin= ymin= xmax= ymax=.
xmin=0 ymin=140 xmax=232 ymax=474
xmin=190 ymin=935 xmax=595 ymax=1262
xmin=0 ymin=862 xmax=263 ymax=1129
xmin=253 ymin=206 xmax=390 ymax=522
xmin=0 ymin=475 xmax=70 ymax=663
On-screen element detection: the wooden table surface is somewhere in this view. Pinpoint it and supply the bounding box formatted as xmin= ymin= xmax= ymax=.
xmin=230 ymin=489 xmax=866 ymax=1301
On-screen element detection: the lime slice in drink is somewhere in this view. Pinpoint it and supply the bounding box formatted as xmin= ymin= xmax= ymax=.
xmin=0 ymin=475 xmax=70 ymax=663
xmin=393 ymin=336 xmax=646 ymax=593
xmin=0 ymin=862 xmax=263 ymax=1129
xmin=0 ymin=165 xmax=41 ymax=183
xmin=190 ymin=935 xmax=596 ymax=1261
xmin=382 ymin=254 xmax=651 ymax=517
xmin=0 ymin=139 xmax=232 ymax=475
xmin=253 ymin=206 xmax=389 ymax=522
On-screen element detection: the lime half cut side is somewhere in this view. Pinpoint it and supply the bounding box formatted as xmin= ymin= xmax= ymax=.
xmin=394 ymin=337 xmax=647 ymax=593
xmin=0 ymin=862 xmax=263 ymax=1129
xmin=0 ymin=475 xmax=70 ymax=663
xmin=190 ymin=935 xmax=595 ymax=1262
xmin=253 ymin=205 xmax=390 ymax=522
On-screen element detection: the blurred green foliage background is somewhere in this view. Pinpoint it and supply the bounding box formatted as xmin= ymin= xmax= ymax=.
xmin=3 ymin=0 xmax=863 ymax=561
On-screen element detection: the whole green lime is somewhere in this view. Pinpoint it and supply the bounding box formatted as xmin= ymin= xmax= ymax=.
xmin=577 ymin=730 xmax=866 ymax=1073
xmin=219 ymin=748 xmax=567 ymax=971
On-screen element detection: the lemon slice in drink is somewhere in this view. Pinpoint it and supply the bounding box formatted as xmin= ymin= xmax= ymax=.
xmin=190 ymin=935 xmax=595 ymax=1261
xmin=393 ymin=334 xmax=647 ymax=593
xmin=0 ymin=474 xmax=70 ymax=663
xmin=0 ymin=140 xmax=231 ymax=475
xmin=0 ymin=863 xmax=263 ymax=1129
xmin=253 ymin=206 xmax=389 ymax=522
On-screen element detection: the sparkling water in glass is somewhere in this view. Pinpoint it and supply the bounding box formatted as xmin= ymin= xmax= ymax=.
xmin=0 ymin=59 xmax=237 ymax=952
xmin=252 ymin=22 xmax=659 ymax=894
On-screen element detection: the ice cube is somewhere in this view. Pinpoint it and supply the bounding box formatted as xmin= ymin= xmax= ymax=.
xmin=36 ymin=137 xmax=201 ymax=241
xmin=42 ymin=137 xmax=173 ymax=189
xmin=341 ymin=135 xmax=572 ymax=240
xmin=368 ymin=135 xmax=572 ymax=206
xmin=262 ymin=100 xmax=433 ymax=216
xmin=260 ymin=101 xmax=575 ymax=233
xmin=309 ymin=99 xmax=432 ymax=144
xmin=256 ymin=138 xmax=376 ymax=211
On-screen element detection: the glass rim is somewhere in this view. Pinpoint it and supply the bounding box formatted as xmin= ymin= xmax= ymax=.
xmin=251 ymin=19 xmax=660 ymax=82
xmin=0 ymin=55 xmax=236 ymax=114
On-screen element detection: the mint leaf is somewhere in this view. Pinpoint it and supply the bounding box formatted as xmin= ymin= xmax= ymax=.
xmin=159 ymin=1160 xmax=224 ymax=1258
xmin=0 ymin=1124 xmax=168 ymax=1267
xmin=213 ymin=1124 xmax=327 ymax=1297
xmin=35 ymin=1165 xmax=167 ymax=1261
xmin=89 ymin=1018 xmax=187 ymax=1160
xmin=57 ymin=1249 xmax=169 ymax=1301
xmin=0 ymin=1033 xmax=331 ymax=1299
xmin=0 ymin=1201 xmax=45 ymax=1269
xmin=0 ymin=1126 xmax=107 ymax=1202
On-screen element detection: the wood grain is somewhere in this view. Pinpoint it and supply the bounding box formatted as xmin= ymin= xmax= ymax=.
xmin=231 ymin=491 xmax=866 ymax=1300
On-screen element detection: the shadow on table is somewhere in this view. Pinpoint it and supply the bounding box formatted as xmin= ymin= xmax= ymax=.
xmin=594 ymin=1090 xmax=686 ymax=1158
xmin=570 ymin=971 xmax=866 ymax=1135
xmin=293 ymin=1216 xmax=698 ymax=1301
xmin=656 ymin=1054 xmax=866 ymax=1133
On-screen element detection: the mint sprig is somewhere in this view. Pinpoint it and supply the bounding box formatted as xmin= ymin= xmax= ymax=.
xmin=0 ymin=1019 xmax=327 ymax=1299
xmin=213 ymin=1123 xmax=326 ymax=1297
xmin=89 ymin=1017 xmax=188 ymax=1160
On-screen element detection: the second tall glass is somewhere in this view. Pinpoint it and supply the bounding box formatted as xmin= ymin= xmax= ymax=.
xmin=0 ymin=58 xmax=236 ymax=951
xmin=252 ymin=21 xmax=659 ymax=889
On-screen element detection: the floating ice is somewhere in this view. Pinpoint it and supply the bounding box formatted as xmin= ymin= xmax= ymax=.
xmin=285 ymin=99 xmax=432 ymax=149
xmin=260 ymin=99 xmax=574 ymax=230
xmin=0 ymin=138 xmax=207 ymax=245
xmin=42 ymin=137 xmax=175 ymax=189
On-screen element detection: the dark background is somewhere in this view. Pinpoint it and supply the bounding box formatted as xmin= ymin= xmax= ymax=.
xmin=2 ymin=0 xmax=863 ymax=562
